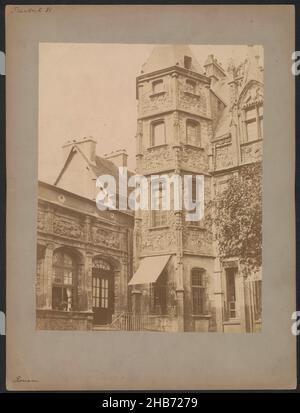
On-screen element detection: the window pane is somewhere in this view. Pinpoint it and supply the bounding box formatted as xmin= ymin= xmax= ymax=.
xmin=246 ymin=119 xmax=257 ymax=141
xmin=54 ymin=266 xmax=63 ymax=284
xmin=63 ymin=254 xmax=73 ymax=267
xmin=259 ymin=118 xmax=263 ymax=137
xmin=245 ymin=108 xmax=256 ymax=120
xmin=64 ymin=269 xmax=73 ymax=285
xmin=192 ymin=269 xmax=204 ymax=286
xmin=186 ymin=121 xmax=200 ymax=146
xmin=152 ymin=122 xmax=165 ymax=146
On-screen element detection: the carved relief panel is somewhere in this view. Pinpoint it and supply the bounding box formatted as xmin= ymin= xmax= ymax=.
xmin=177 ymin=75 xmax=209 ymax=117
xmin=240 ymin=140 xmax=263 ymax=164
xmin=138 ymin=75 xmax=174 ymax=117
xmin=53 ymin=214 xmax=83 ymax=239
xmin=214 ymin=138 xmax=235 ymax=170
xmin=91 ymin=226 xmax=124 ymax=250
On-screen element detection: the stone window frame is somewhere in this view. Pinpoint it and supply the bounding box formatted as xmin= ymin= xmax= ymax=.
xmin=150 ymin=118 xmax=166 ymax=148
xmin=152 ymin=78 xmax=164 ymax=94
xmin=52 ymin=248 xmax=78 ymax=312
xmin=241 ymin=103 xmax=263 ymax=144
xmin=224 ymin=266 xmax=238 ymax=321
xmin=191 ymin=267 xmax=207 ymax=316
xmin=186 ymin=118 xmax=201 ymax=147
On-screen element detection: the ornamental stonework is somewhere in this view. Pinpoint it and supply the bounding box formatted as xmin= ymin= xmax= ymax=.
xmin=179 ymin=146 xmax=208 ymax=172
xmin=177 ymin=76 xmax=208 ymax=116
xmin=142 ymin=146 xmax=175 ymax=173
xmin=37 ymin=208 xmax=47 ymax=231
xmin=139 ymin=79 xmax=173 ymax=116
xmin=241 ymin=141 xmax=262 ymax=164
xmin=215 ymin=143 xmax=234 ymax=170
xmin=141 ymin=229 xmax=176 ymax=253
xmin=91 ymin=226 xmax=122 ymax=249
xmin=183 ymin=228 xmax=213 ymax=255
xmin=53 ymin=216 xmax=83 ymax=238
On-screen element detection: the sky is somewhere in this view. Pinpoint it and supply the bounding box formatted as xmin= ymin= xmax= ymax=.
xmin=39 ymin=43 xmax=260 ymax=183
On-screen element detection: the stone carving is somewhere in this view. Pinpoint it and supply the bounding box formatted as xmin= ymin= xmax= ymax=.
xmin=180 ymin=146 xmax=207 ymax=171
xmin=183 ymin=228 xmax=212 ymax=254
xmin=177 ymin=77 xmax=207 ymax=115
xmin=140 ymin=90 xmax=173 ymax=115
xmin=53 ymin=217 xmax=83 ymax=238
xmin=37 ymin=208 xmax=46 ymax=231
xmin=241 ymin=141 xmax=262 ymax=164
xmin=215 ymin=144 xmax=234 ymax=170
xmin=142 ymin=146 xmax=174 ymax=173
xmin=91 ymin=227 xmax=121 ymax=249
xmin=141 ymin=229 xmax=176 ymax=252
xmin=242 ymin=85 xmax=263 ymax=108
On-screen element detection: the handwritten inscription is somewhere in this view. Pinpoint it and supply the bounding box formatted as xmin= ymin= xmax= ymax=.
xmin=13 ymin=376 xmax=39 ymax=383
xmin=10 ymin=7 xmax=53 ymax=14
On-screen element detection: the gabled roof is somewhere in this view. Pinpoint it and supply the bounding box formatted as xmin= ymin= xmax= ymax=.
xmin=55 ymin=143 xmax=133 ymax=191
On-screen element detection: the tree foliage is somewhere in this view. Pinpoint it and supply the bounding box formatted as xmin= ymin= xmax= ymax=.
xmin=214 ymin=162 xmax=262 ymax=275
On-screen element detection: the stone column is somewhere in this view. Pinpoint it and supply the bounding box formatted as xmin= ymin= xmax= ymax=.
xmin=131 ymin=290 xmax=142 ymax=314
xmin=174 ymin=210 xmax=184 ymax=332
xmin=119 ymin=256 xmax=129 ymax=312
xmin=133 ymin=215 xmax=142 ymax=272
xmin=85 ymin=251 xmax=93 ymax=312
xmin=36 ymin=245 xmax=46 ymax=308
xmin=213 ymin=257 xmax=224 ymax=332
xmin=236 ymin=273 xmax=247 ymax=332
xmin=44 ymin=243 xmax=55 ymax=309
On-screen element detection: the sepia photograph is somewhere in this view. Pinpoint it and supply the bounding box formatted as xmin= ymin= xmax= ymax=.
xmin=5 ymin=4 xmax=296 ymax=392
xmin=36 ymin=43 xmax=263 ymax=333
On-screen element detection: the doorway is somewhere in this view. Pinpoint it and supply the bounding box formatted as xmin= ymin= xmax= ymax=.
xmin=92 ymin=259 xmax=114 ymax=325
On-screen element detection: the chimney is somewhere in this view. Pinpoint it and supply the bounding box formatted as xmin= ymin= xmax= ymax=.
xmin=62 ymin=136 xmax=97 ymax=163
xmin=104 ymin=149 xmax=128 ymax=168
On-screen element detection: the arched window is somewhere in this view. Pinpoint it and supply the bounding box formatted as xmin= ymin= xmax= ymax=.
xmin=52 ymin=250 xmax=77 ymax=311
xmin=93 ymin=258 xmax=111 ymax=271
xmin=191 ymin=268 xmax=206 ymax=315
xmin=151 ymin=120 xmax=166 ymax=147
xmin=186 ymin=120 xmax=200 ymax=147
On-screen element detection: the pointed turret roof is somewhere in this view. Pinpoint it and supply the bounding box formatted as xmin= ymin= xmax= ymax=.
xmin=141 ymin=45 xmax=203 ymax=74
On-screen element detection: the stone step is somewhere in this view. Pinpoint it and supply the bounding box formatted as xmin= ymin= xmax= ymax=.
xmin=93 ymin=324 xmax=119 ymax=331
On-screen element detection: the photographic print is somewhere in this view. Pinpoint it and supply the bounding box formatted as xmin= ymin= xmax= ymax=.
xmin=36 ymin=43 xmax=263 ymax=333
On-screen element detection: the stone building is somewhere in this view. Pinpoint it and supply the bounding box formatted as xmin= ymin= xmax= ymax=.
xmin=128 ymin=45 xmax=263 ymax=333
xmin=36 ymin=45 xmax=263 ymax=332
xmin=36 ymin=139 xmax=134 ymax=330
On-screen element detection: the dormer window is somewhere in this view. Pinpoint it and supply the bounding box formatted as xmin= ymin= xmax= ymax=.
xmin=152 ymin=79 xmax=164 ymax=94
xmin=184 ymin=55 xmax=192 ymax=69
xmin=186 ymin=79 xmax=196 ymax=94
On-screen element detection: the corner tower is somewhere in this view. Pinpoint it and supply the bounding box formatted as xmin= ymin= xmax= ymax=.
xmin=131 ymin=45 xmax=216 ymax=332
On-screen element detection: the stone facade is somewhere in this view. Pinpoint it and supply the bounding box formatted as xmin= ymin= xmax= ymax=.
xmin=130 ymin=45 xmax=263 ymax=333
xmin=36 ymin=45 xmax=263 ymax=333
xmin=36 ymin=182 xmax=133 ymax=330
